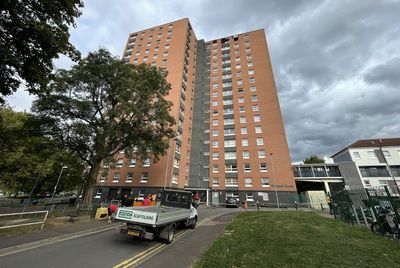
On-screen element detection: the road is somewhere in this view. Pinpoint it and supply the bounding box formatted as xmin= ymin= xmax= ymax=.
xmin=0 ymin=207 xmax=239 ymax=268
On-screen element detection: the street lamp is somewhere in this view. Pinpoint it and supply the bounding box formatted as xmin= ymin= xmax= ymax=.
xmin=51 ymin=165 xmax=68 ymax=198
xmin=372 ymin=140 xmax=400 ymax=194
xmin=270 ymin=153 xmax=280 ymax=208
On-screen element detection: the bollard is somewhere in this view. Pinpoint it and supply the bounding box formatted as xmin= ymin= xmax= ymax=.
xmin=295 ymin=201 xmax=298 ymax=211
xmin=320 ymin=203 xmax=324 ymax=212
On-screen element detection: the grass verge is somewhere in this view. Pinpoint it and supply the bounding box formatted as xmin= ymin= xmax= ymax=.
xmin=193 ymin=211 xmax=400 ymax=268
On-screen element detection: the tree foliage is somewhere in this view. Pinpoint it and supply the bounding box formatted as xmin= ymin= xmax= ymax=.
xmin=0 ymin=107 xmax=84 ymax=196
xmin=303 ymin=155 xmax=325 ymax=164
xmin=33 ymin=49 xmax=176 ymax=203
xmin=0 ymin=0 xmax=83 ymax=103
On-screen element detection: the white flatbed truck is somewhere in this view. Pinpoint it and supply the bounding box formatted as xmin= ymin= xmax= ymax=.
xmin=114 ymin=190 xmax=198 ymax=244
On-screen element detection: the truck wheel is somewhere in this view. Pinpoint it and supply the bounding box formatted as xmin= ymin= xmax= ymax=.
xmin=165 ymin=225 xmax=175 ymax=244
xmin=189 ymin=216 xmax=197 ymax=229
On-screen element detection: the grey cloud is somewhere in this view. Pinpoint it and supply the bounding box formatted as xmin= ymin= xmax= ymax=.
xmin=6 ymin=0 xmax=400 ymax=163
xmin=364 ymin=57 xmax=400 ymax=87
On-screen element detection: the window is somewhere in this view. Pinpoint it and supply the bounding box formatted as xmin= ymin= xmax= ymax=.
xmin=226 ymin=178 xmax=238 ymax=187
xmin=143 ymin=158 xmax=151 ymax=167
xmin=235 ymin=57 xmax=240 ymax=62
xmin=255 ymin=126 xmax=262 ymax=133
xmin=212 ymin=152 xmax=219 ymax=160
xmin=352 ymin=152 xmax=361 ymax=159
xmin=95 ymin=188 xmax=103 ymax=198
xmin=252 ymin=105 xmax=259 ymax=111
xmin=242 ymin=139 xmax=249 ymax=147
xmin=383 ymin=150 xmax=391 ymax=158
xmin=225 ymin=151 xmax=237 ymax=159
xmin=364 ymin=180 xmax=371 ymax=187
xmin=213 ymin=177 xmax=219 ymax=186
xmin=250 ymin=86 xmax=256 ymax=92
xmin=116 ymin=159 xmax=123 ymax=167
xmin=261 ymin=178 xmax=270 ymax=187
xmin=224 ymin=128 xmax=235 ymax=136
xmin=241 ymin=127 xmax=248 ymax=134
xmin=243 ymin=151 xmax=250 ymax=159
xmin=223 ymin=108 xmax=234 ymax=115
xmin=248 ymin=70 xmax=255 ymax=75
xmin=129 ymin=159 xmax=136 ymax=167
xmin=172 ymin=174 xmax=178 ymax=184
xmin=173 ymin=158 xmax=180 ymax=168
xmin=238 ymin=97 xmax=244 ymax=103
xmin=113 ymin=172 xmax=120 ymax=182
xmin=239 ymin=106 xmax=245 ymax=113
xmin=212 ymin=91 xmax=218 ymax=97
xmin=256 ymin=138 xmax=264 ymax=145
xmin=213 ymin=119 xmax=219 ymax=126
xmin=240 ymin=116 xmax=246 ymax=124
xmin=212 ymin=101 xmax=218 ymax=106
xmin=245 ymin=178 xmax=253 ymax=187
xmin=236 ymin=63 xmax=241 ymax=69
xmin=212 ymin=140 xmax=219 ymax=148
xmin=212 ymin=110 xmax=218 ymax=116
xmin=223 ymin=99 xmax=234 ymax=105
xmin=212 ymin=129 xmax=219 ymax=136
xmin=367 ymin=151 xmax=376 ymax=158
xmin=254 ymin=115 xmax=261 ymax=122
xmin=141 ymin=172 xmax=148 ymax=183
xmin=249 ymin=77 xmax=256 ymax=83
xmin=213 ymin=164 xmax=219 ymax=173
xmin=237 ymin=80 xmax=243 ymax=86
xmin=204 ymin=139 xmax=210 ymax=144
xmin=225 ymin=164 xmax=238 ymax=172
xmin=251 ymin=95 xmax=258 ymax=102
xmin=246 ymin=193 xmax=254 ymax=201
xmin=224 ymin=140 xmax=236 ymax=147
xmin=244 ymin=164 xmax=251 ymax=172
xmin=260 ymin=163 xmax=268 ymax=172
xmin=247 ymin=62 xmax=253 ymax=67
xmin=224 ymin=118 xmax=235 ymax=125
xmin=126 ymin=172 xmax=133 ymax=182
xmin=165 ymin=44 xmax=170 ymax=49
xmin=258 ymin=150 xmax=266 ymax=158
xmin=213 ymin=83 xmax=218 ymax=89
xmin=175 ymin=144 xmax=181 ymax=153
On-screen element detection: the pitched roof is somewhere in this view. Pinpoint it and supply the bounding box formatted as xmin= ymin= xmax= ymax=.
xmin=349 ymin=138 xmax=400 ymax=148
xmin=331 ymin=138 xmax=400 ymax=158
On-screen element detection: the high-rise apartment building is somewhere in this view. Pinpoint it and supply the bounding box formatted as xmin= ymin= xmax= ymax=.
xmin=95 ymin=18 xmax=296 ymax=205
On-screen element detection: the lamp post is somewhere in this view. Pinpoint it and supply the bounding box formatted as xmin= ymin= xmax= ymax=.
xmin=270 ymin=153 xmax=280 ymax=208
xmin=372 ymin=140 xmax=400 ymax=195
xmin=51 ymin=165 xmax=68 ymax=199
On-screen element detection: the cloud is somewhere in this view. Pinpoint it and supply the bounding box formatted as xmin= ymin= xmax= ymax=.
xmin=6 ymin=0 xmax=400 ymax=162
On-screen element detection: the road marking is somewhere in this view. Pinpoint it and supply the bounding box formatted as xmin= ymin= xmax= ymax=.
xmin=0 ymin=225 xmax=115 ymax=258
xmin=113 ymin=216 xmax=217 ymax=268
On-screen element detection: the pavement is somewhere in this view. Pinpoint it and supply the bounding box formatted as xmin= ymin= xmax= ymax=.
xmin=0 ymin=216 xmax=115 ymax=257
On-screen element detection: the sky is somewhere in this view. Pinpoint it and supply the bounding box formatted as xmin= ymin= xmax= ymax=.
xmin=6 ymin=0 xmax=400 ymax=162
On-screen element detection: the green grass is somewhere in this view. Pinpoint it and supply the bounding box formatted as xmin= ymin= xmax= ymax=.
xmin=194 ymin=212 xmax=400 ymax=268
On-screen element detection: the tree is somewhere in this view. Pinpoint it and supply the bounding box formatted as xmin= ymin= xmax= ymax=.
xmin=0 ymin=107 xmax=84 ymax=197
xmin=33 ymin=49 xmax=175 ymax=204
xmin=303 ymin=155 xmax=325 ymax=164
xmin=0 ymin=0 xmax=83 ymax=103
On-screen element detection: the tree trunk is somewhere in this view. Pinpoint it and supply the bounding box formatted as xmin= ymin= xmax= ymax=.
xmin=82 ymin=160 xmax=101 ymax=205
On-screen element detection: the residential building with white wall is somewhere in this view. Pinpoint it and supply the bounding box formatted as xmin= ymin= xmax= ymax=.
xmin=331 ymin=138 xmax=400 ymax=189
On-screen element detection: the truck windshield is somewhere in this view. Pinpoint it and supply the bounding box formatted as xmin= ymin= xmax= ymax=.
xmin=161 ymin=191 xmax=191 ymax=209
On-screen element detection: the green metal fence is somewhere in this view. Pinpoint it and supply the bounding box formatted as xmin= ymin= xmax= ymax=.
xmin=331 ymin=186 xmax=400 ymax=226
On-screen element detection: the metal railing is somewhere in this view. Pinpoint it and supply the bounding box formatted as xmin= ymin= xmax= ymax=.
xmin=0 ymin=210 xmax=49 ymax=230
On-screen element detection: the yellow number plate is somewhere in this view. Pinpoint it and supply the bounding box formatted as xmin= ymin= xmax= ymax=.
xmin=128 ymin=230 xmax=140 ymax=237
